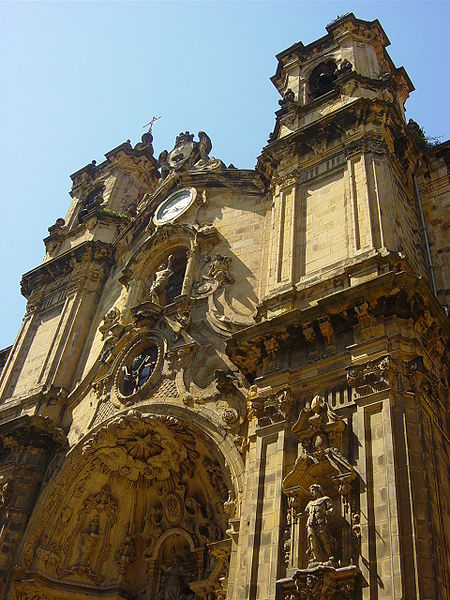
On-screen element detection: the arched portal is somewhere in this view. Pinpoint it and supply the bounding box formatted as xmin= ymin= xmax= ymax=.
xmin=12 ymin=408 xmax=241 ymax=600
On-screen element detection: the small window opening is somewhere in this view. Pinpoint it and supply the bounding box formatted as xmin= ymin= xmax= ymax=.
xmin=309 ymin=61 xmax=337 ymax=100
xmin=78 ymin=186 xmax=104 ymax=223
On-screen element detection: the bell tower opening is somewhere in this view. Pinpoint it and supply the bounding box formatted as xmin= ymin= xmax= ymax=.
xmin=308 ymin=60 xmax=337 ymax=100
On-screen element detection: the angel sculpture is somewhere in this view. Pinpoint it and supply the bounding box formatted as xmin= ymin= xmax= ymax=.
xmin=198 ymin=131 xmax=212 ymax=163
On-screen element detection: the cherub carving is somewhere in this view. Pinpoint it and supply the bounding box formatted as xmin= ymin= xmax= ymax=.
xmin=207 ymin=254 xmax=233 ymax=285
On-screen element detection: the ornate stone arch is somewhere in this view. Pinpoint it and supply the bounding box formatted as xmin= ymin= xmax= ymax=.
xmin=14 ymin=405 xmax=243 ymax=600
xmin=119 ymin=222 xmax=219 ymax=310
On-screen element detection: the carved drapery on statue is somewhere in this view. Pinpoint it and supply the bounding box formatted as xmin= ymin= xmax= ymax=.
xmin=15 ymin=411 xmax=234 ymax=600
xmin=278 ymin=396 xmax=359 ymax=599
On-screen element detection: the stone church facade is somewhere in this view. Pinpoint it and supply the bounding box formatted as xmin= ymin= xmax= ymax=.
xmin=0 ymin=13 xmax=448 ymax=600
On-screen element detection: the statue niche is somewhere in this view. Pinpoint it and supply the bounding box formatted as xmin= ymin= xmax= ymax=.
xmin=156 ymin=548 xmax=198 ymax=600
xmin=304 ymin=484 xmax=336 ymax=567
xmin=278 ymin=395 xmax=359 ymax=599
xmin=149 ymin=248 xmax=188 ymax=306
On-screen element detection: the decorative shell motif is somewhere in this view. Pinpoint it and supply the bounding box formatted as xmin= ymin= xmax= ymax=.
xmin=83 ymin=412 xmax=197 ymax=484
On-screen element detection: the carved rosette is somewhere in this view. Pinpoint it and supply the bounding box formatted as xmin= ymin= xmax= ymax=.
xmin=82 ymin=412 xmax=197 ymax=488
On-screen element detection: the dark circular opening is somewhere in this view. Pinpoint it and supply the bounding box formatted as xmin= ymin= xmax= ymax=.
xmin=121 ymin=345 xmax=159 ymax=396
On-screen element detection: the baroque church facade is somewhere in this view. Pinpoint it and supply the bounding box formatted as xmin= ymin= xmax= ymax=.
xmin=0 ymin=14 xmax=448 ymax=600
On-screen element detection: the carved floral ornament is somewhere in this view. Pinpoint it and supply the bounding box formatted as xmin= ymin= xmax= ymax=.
xmin=82 ymin=411 xmax=197 ymax=486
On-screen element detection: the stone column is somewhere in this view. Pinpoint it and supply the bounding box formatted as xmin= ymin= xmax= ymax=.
xmin=181 ymin=247 xmax=199 ymax=297
xmin=0 ymin=415 xmax=66 ymax=597
xmin=347 ymin=353 xmax=449 ymax=600
xmin=267 ymin=177 xmax=299 ymax=294
xmin=144 ymin=557 xmax=160 ymax=600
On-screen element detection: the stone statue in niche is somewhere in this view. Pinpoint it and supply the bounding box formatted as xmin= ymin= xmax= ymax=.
xmin=149 ymin=255 xmax=175 ymax=304
xmin=122 ymin=347 xmax=158 ymax=396
xmin=157 ymin=555 xmax=196 ymax=599
xmin=304 ymin=484 xmax=336 ymax=567
xmin=73 ymin=514 xmax=100 ymax=567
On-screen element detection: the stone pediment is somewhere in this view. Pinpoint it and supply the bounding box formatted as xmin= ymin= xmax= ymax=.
xmin=283 ymin=396 xmax=356 ymax=504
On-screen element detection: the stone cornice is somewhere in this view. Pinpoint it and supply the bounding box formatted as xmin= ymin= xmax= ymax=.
xmin=226 ymin=269 xmax=449 ymax=379
xmin=113 ymin=168 xmax=265 ymax=252
xmin=21 ymin=241 xmax=115 ymax=299
xmin=271 ymin=13 xmax=390 ymax=87
xmin=258 ymin=96 xmax=411 ymax=183
xmin=0 ymin=414 xmax=67 ymax=449
xmin=70 ymin=140 xmax=159 ymax=190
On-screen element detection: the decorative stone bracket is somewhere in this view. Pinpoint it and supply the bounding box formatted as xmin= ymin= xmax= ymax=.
xmin=250 ymin=386 xmax=294 ymax=428
xmin=346 ymin=355 xmax=392 ymax=397
xmin=278 ymin=564 xmax=359 ymax=600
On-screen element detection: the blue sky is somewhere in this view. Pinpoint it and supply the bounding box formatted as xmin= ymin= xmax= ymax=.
xmin=1 ymin=1 xmax=449 ymax=348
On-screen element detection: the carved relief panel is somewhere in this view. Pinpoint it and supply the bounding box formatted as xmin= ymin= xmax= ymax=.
xmin=16 ymin=411 xmax=234 ymax=599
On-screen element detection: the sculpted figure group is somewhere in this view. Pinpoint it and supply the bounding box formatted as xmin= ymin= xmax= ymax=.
xmin=157 ymin=556 xmax=197 ymax=599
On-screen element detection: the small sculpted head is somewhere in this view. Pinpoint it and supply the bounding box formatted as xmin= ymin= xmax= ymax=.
xmin=309 ymin=483 xmax=324 ymax=498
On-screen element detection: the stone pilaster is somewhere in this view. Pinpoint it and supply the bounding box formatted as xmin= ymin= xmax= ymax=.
xmin=230 ymin=388 xmax=295 ymax=600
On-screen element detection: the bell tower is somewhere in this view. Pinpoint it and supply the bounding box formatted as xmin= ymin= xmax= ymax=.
xmin=227 ymin=13 xmax=449 ymax=600
xmin=257 ymin=13 xmax=425 ymax=317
